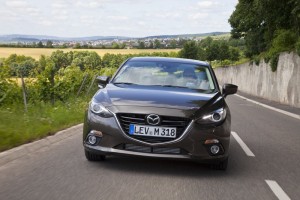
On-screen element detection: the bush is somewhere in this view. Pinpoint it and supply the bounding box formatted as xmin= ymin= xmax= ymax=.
xmin=100 ymin=67 xmax=117 ymax=77
xmin=264 ymin=29 xmax=296 ymax=71
xmin=253 ymin=56 xmax=260 ymax=66
xmin=271 ymin=29 xmax=297 ymax=52
xmin=270 ymin=53 xmax=280 ymax=72
xmin=296 ymin=37 xmax=300 ymax=56
xmin=222 ymin=59 xmax=231 ymax=66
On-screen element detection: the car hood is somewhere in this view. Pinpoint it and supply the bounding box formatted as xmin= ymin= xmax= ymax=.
xmin=94 ymin=84 xmax=221 ymax=110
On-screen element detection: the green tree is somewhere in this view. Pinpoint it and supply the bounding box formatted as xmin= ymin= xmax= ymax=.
xmin=229 ymin=0 xmax=299 ymax=57
xmin=37 ymin=41 xmax=44 ymax=48
xmin=72 ymin=51 xmax=101 ymax=70
xmin=0 ymin=59 xmax=21 ymax=105
xmin=4 ymin=54 xmax=36 ymax=77
xmin=74 ymin=43 xmax=81 ymax=49
xmin=112 ymin=42 xmax=120 ymax=49
xmin=229 ymin=47 xmax=240 ymax=62
xmin=170 ymin=40 xmax=177 ymax=48
xmin=46 ymin=40 xmax=53 ymax=48
xmin=154 ymin=39 xmax=161 ymax=49
xmin=138 ymin=41 xmax=145 ymax=49
xmin=47 ymin=51 xmax=70 ymax=104
xmin=149 ymin=41 xmax=154 ymax=49
xmin=38 ymin=55 xmax=47 ymax=74
xmin=199 ymin=36 xmax=213 ymax=49
xmin=120 ymin=42 xmax=126 ymax=49
xmin=179 ymin=41 xmax=199 ymax=60
xmin=206 ymin=41 xmax=220 ymax=62
xmin=197 ymin=46 xmax=206 ymax=61
xmin=218 ymin=41 xmax=230 ymax=62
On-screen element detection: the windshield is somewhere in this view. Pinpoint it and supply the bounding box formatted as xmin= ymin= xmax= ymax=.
xmin=113 ymin=61 xmax=216 ymax=91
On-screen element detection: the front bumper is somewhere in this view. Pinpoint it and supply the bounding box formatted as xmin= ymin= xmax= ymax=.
xmin=83 ymin=108 xmax=231 ymax=162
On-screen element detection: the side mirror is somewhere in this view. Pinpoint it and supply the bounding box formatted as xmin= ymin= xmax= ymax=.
xmin=96 ymin=76 xmax=110 ymax=88
xmin=222 ymin=84 xmax=238 ymax=97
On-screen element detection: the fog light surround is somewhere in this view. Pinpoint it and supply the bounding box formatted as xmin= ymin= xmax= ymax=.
xmin=90 ymin=130 xmax=103 ymax=137
xmin=88 ymin=135 xmax=97 ymax=145
xmin=210 ymin=145 xmax=220 ymax=155
xmin=205 ymin=139 xmax=219 ymax=145
xmin=86 ymin=130 xmax=103 ymax=145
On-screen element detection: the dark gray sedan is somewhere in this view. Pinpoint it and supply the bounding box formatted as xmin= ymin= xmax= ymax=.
xmin=83 ymin=57 xmax=237 ymax=170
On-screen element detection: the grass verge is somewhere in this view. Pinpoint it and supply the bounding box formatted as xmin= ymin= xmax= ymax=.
xmin=0 ymin=97 xmax=89 ymax=152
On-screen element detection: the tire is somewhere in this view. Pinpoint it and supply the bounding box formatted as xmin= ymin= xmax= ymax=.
xmin=211 ymin=157 xmax=228 ymax=170
xmin=85 ymin=149 xmax=106 ymax=161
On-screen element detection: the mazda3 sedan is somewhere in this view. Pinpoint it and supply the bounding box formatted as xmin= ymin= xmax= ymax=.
xmin=83 ymin=57 xmax=237 ymax=170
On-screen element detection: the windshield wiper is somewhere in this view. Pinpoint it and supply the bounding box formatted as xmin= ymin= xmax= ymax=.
xmin=113 ymin=82 xmax=136 ymax=85
xmin=150 ymin=84 xmax=187 ymax=88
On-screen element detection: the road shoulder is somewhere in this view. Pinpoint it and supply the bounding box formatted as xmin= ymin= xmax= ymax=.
xmin=0 ymin=124 xmax=83 ymax=167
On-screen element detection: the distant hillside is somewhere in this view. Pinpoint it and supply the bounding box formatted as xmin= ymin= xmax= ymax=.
xmin=142 ymin=32 xmax=229 ymax=39
xmin=0 ymin=32 xmax=229 ymax=43
xmin=0 ymin=34 xmax=131 ymax=43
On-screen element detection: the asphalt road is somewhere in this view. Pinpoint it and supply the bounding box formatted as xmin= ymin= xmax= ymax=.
xmin=0 ymin=95 xmax=299 ymax=200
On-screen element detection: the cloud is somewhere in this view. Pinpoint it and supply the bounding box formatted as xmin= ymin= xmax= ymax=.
xmin=51 ymin=1 xmax=70 ymax=21
xmin=108 ymin=26 xmax=132 ymax=31
xmin=5 ymin=0 xmax=41 ymax=17
xmin=197 ymin=1 xmax=215 ymax=8
xmin=79 ymin=15 xmax=98 ymax=25
xmin=188 ymin=13 xmax=209 ymax=20
xmin=52 ymin=2 xmax=68 ymax=9
xmin=75 ymin=0 xmax=106 ymax=8
xmin=51 ymin=9 xmax=69 ymax=20
xmin=38 ymin=20 xmax=54 ymax=26
xmin=107 ymin=15 xmax=128 ymax=21
xmin=137 ymin=21 xmax=146 ymax=26
xmin=0 ymin=0 xmax=238 ymax=37
xmin=5 ymin=0 xmax=28 ymax=8
xmin=26 ymin=7 xmax=40 ymax=16
xmin=0 ymin=10 xmax=21 ymax=20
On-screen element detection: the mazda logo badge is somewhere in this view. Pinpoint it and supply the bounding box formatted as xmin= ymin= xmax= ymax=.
xmin=146 ymin=114 xmax=160 ymax=125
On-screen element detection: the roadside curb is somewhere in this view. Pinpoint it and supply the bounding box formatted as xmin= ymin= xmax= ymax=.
xmin=0 ymin=123 xmax=83 ymax=167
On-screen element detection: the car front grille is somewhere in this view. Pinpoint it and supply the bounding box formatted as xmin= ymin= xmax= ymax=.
xmin=116 ymin=113 xmax=191 ymax=143
xmin=114 ymin=144 xmax=187 ymax=155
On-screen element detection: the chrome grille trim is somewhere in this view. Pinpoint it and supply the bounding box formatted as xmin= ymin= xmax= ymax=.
xmin=113 ymin=113 xmax=193 ymax=146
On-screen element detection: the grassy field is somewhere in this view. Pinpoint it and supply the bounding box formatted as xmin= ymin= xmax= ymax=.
xmin=0 ymin=47 xmax=180 ymax=59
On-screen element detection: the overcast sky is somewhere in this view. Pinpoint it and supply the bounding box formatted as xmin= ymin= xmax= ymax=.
xmin=0 ymin=0 xmax=238 ymax=37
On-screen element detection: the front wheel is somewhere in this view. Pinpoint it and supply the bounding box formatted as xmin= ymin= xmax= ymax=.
xmin=84 ymin=149 xmax=106 ymax=161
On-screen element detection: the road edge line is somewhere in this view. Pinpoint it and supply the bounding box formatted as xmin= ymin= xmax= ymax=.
xmin=231 ymin=131 xmax=255 ymax=157
xmin=234 ymin=94 xmax=300 ymax=120
xmin=265 ymin=180 xmax=291 ymax=200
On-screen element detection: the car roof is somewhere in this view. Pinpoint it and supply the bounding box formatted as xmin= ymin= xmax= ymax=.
xmin=128 ymin=57 xmax=210 ymax=67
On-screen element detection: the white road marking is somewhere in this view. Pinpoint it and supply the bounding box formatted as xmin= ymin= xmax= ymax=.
xmin=265 ymin=180 xmax=291 ymax=200
xmin=231 ymin=131 xmax=255 ymax=157
xmin=235 ymin=94 xmax=300 ymax=120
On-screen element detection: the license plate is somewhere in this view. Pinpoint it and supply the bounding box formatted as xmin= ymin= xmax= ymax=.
xmin=129 ymin=124 xmax=176 ymax=138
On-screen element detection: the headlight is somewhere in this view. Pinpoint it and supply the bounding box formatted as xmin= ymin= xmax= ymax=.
xmin=197 ymin=108 xmax=226 ymax=124
xmin=90 ymin=100 xmax=113 ymax=118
